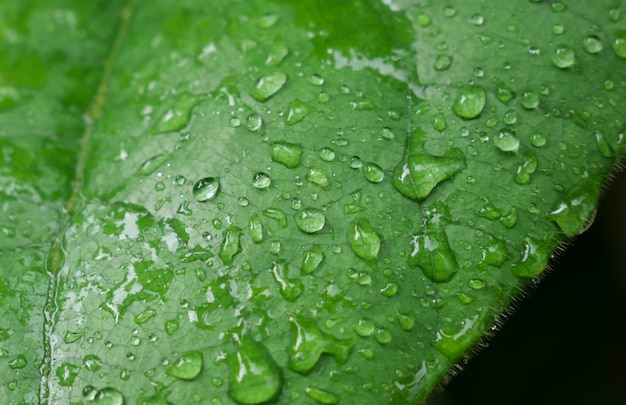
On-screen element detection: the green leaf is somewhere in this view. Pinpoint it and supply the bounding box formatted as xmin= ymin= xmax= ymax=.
xmin=1 ymin=0 xmax=624 ymax=404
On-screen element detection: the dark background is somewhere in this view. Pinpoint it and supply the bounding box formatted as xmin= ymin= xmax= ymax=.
xmin=429 ymin=171 xmax=626 ymax=405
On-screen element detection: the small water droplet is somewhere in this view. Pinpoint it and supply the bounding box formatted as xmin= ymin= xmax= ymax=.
xmin=246 ymin=113 xmax=263 ymax=132
xmin=308 ymin=74 xmax=325 ymax=86
xmin=363 ymin=162 xmax=384 ymax=183
xmin=552 ymin=44 xmax=575 ymax=68
xmin=134 ymin=308 xmax=156 ymax=324
xmin=286 ymin=99 xmax=311 ymax=125
xmin=514 ymin=151 xmax=538 ymax=184
xmin=583 ymin=35 xmax=603 ymax=54
xmin=494 ymin=129 xmax=520 ymax=153
xmin=495 ymin=82 xmax=515 ymax=104
xmin=530 ymin=134 xmax=546 ymax=148
xmin=252 ymin=172 xmax=272 ymax=189
xmin=452 ymin=86 xmax=486 ymax=119
xmin=64 ymin=330 xmax=83 ymax=344
xmin=595 ymin=131 xmax=615 ymax=158
xmin=250 ymin=72 xmax=287 ymax=102
xmin=520 ymin=91 xmax=539 ymax=109
xmin=306 ymin=167 xmax=329 ymax=187
xmin=93 ymin=387 xmax=124 ymax=405
xmin=265 ymin=42 xmax=289 ymax=67
xmin=548 ymin=178 xmax=601 ymax=236
xmin=349 ymin=156 xmax=363 ymax=169
xmin=469 ymin=14 xmax=485 ymax=26
xmin=434 ymin=54 xmax=453 ymax=71
xmin=193 ymin=177 xmax=220 ymax=202
xmin=319 ymin=147 xmax=336 ymax=161
xmin=503 ymin=110 xmax=517 ymax=125
xmin=347 ymin=219 xmax=381 ymax=261
xmin=270 ymin=141 xmax=302 ymax=168
xmin=167 ymin=351 xmax=203 ymax=380
xmin=611 ymin=30 xmax=626 ymax=58
xmin=238 ymin=197 xmax=249 ymax=207
xmin=295 ymin=208 xmax=326 ymax=233
xmin=257 ymin=14 xmax=279 ymax=28
xmin=381 ymin=127 xmax=395 ymax=140
xmin=431 ymin=113 xmax=447 ymax=132
xmin=318 ymin=91 xmax=330 ymax=103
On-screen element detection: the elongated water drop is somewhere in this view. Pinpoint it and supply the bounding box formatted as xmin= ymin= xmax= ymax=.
xmin=612 ymin=30 xmax=626 ymax=58
xmin=363 ymin=163 xmax=384 ymax=183
xmin=286 ymin=99 xmax=311 ymax=125
xmin=270 ymin=260 xmax=304 ymax=302
xmin=306 ymin=167 xmax=329 ymax=187
xmin=270 ymin=141 xmax=302 ymax=168
xmin=302 ymin=245 xmax=324 ymax=274
xmin=249 ymin=214 xmax=263 ymax=243
xmin=250 ymin=72 xmax=287 ymax=102
xmin=305 ymin=386 xmax=339 ymax=404
xmin=511 ymin=237 xmax=550 ymax=277
xmin=494 ymin=129 xmax=520 ymax=153
xmin=548 ymin=177 xmax=601 ymax=236
xmin=219 ymin=226 xmax=242 ymax=265
xmin=152 ymin=93 xmax=202 ymax=134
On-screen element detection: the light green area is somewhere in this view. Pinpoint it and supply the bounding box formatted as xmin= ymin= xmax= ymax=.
xmin=0 ymin=0 xmax=624 ymax=404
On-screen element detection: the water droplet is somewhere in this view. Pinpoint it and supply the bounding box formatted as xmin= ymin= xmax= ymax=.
xmin=64 ymin=330 xmax=83 ymax=344
xmin=218 ymin=226 xmax=242 ymax=265
xmin=468 ymin=279 xmax=486 ymax=290
xmin=308 ymin=74 xmax=325 ymax=86
xmin=503 ymin=110 xmax=517 ymax=125
xmin=56 ymin=362 xmax=80 ymax=387
xmin=257 ymin=14 xmax=279 ymax=28
xmin=397 ymin=312 xmax=415 ymax=331
xmin=551 ymin=2 xmax=566 ymax=12
xmin=530 ymin=134 xmax=546 ymax=147
xmin=227 ymin=335 xmax=282 ymax=405
xmin=495 ymin=82 xmax=515 ymax=104
xmin=347 ymin=219 xmax=381 ymax=261
xmin=165 ymin=320 xmax=180 ymax=336
xmin=433 ymin=54 xmax=453 ymax=71
xmin=494 ymin=129 xmax=520 ymax=153
xmin=306 ymin=167 xmax=329 ymax=187
xmin=452 ymin=86 xmax=486 ymax=119
xmin=583 ymin=35 xmax=603 ymax=54
xmin=288 ymin=315 xmax=352 ymax=373
xmin=318 ymin=91 xmax=330 ymax=103
xmin=431 ymin=113 xmax=447 ymax=132
xmin=500 ymin=207 xmax=518 ymax=228
xmin=152 ymin=93 xmax=202 ymax=134
xmin=270 ymin=141 xmax=302 ymax=168
xmin=252 ymin=172 xmax=272 ymax=189
xmin=302 ymin=245 xmax=324 ymax=274
xmin=271 ymin=260 xmax=304 ymax=302
xmin=295 ymin=209 xmax=326 ymax=233
xmin=319 ymin=147 xmax=336 ymax=161
xmin=514 ymin=151 xmax=538 ymax=184
xmin=238 ymin=197 xmax=249 ymax=207
xmin=84 ymin=354 xmax=103 ymax=372
xmin=511 ymin=237 xmax=550 ymax=277
xmin=548 ymin=178 xmax=601 ymax=236
xmin=363 ymin=162 xmax=384 ymax=183
xmin=391 ymin=129 xmax=466 ymax=201
xmin=432 ymin=314 xmax=482 ymax=362
xmin=263 ymin=207 xmax=287 ymax=228
xmin=265 ymin=43 xmax=289 ymax=67
xmin=469 ymin=14 xmax=485 ymax=25
xmin=375 ymin=328 xmax=392 ymax=344
xmin=380 ymin=281 xmax=399 ymax=297
xmin=286 ymin=99 xmax=311 ymax=125
xmin=134 ymin=308 xmax=156 ymax=324
xmin=246 ymin=113 xmax=263 ymax=132
xmin=8 ymin=354 xmax=26 ymax=369
xmin=612 ymin=30 xmax=626 ymax=58
xmin=609 ymin=8 xmax=622 ymax=22
xmin=305 ymin=386 xmax=339 ymax=404
xmin=520 ymin=91 xmax=539 ymax=109
xmin=595 ymin=131 xmax=615 ymax=158
xmin=552 ymin=44 xmax=575 ymax=68
xmin=167 ymin=351 xmax=203 ymax=380
xmin=349 ymin=156 xmax=363 ymax=169
xmin=193 ymin=177 xmax=220 ymax=202
xmin=91 ymin=387 xmax=125 ymax=405
xmin=250 ymin=72 xmax=286 ymax=102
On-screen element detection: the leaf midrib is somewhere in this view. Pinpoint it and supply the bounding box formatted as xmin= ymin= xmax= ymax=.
xmin=38 ymin=1 xmax=139 ymax=402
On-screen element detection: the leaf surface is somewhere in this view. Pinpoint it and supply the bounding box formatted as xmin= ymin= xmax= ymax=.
xmin=1 ymin=0 xmax=625 ymax=404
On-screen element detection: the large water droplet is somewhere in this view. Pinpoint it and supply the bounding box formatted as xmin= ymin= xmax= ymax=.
xmin=93 ymin=387 xmax=124 ymax=405
xmin=252 ymin=172 xmax=272 ymax=189
xmin=286 ymin=99 xmax=311 ymax=125
xmin=494 ymin=129 xmax=520 ymax=153
xmin=287 ymin=315 xmax=352 ymax=374
xmin=192 ymin=177 xmax=220 ymax=202
xmin=552 ymin=44 xmax=575 ymax=68
xmin=270 ymin=260 xmax=304 ymax=302
xmin=250 ymin=72 xmax=287 ymax=102
xmin=166 ymin=351 xmax=203 ymax=380
xmin=227 ymin=335 xmax=282 ymax=405
xmin=511 ymin=237 xmax=550 ymax=277
xmin=408 ymin=202 xmax=458 ymax=282
xmin=219 ymin=226 xmax=242 ymax=265
xmin=302 ymin=245 xmax=324 ymax=274
xmin=363 ymin=163 xmax=384 ymax=183
xmin=270 ymin=141 xmax=302 ymax=168
xmin=306 ymin=167 xmax=329 ymax=187
xmin=583 ymin=35 xmax=603 ymax=54
xmin=295 ymin=209 xmax=326 ymax=233
xmin=347 ymin=219 xmax=381 ymax=261
xmin=391 ymin=128 xmax=466 ymax=201
xmin=612 ymin=30 xmax=626 ymax=58
xmin=452 ymin=86 xmax=486 ymax=119
xmin=548 ymin=177 xmax=601 ymax=236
